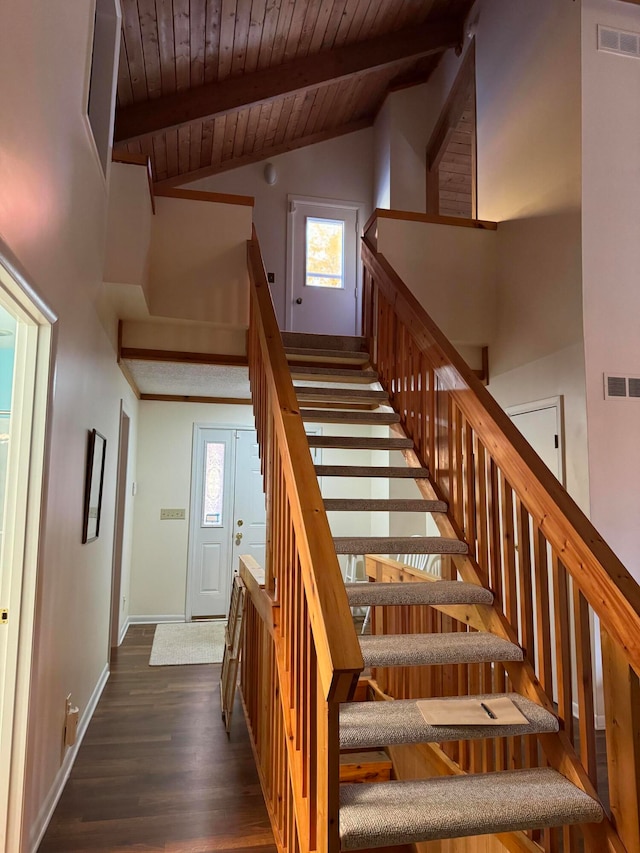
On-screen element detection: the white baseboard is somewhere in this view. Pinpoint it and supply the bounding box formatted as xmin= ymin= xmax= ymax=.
xmin=572 ymin=700 xmax=606 ymax=731
xmin=128 ymin=614 xmax=185 ymax=625
xmin=29 ymin=663 xmax=110 ymax=853
xmin=118 ymin=615 xmax=130 ymax=645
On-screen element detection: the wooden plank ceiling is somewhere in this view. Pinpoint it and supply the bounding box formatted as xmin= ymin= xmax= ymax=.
xmin=114 ymin=0 xmax=473 ymax=186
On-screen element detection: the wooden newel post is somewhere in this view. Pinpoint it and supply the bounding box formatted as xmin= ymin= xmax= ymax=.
xmin=316 ymin=672 xmax=341 ymax=853
xmin=601 ymin=628 xmax=640 ymax=853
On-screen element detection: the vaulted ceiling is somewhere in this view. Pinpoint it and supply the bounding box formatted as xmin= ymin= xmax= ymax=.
xmin=113 ymin=0 xmax=473 ymax=187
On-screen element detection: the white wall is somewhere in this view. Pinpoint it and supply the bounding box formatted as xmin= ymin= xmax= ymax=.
xmin=149 ymin=195 xmax=253 ymax=325
xmin=130 ymin=401 xmax=255 ymax=618
xmin=372 ymin=51 xmax=463 ymax=214
xmin=104 ymin=162 xmax=152 ymax=294
xmin=582 ymin=0 xmax=640 ymax=581
xmin=377 ymin=217 xmax=497 ymax=347
xmin=472 ymin=0 xmax=588 ymax=512
xmin=187 ymin=128 xmax=374 ymax=326
xmin=373 ymin=100 xmax=392 ymax=210
xmin=130 ymin=403 xmax=389 ymax=614
xmin=0 ymin=0 xmax=140 ymax=846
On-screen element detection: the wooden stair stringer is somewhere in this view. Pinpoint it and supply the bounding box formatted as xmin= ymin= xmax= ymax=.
xmin=385 ymin=437 xmax=620 ymax=852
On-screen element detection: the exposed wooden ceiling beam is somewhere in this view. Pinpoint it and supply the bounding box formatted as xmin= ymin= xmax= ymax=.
xmin=152 ymin=118 xmax=373 ymax=189
xmin=115 ymin=19 xmax=461 ymax=144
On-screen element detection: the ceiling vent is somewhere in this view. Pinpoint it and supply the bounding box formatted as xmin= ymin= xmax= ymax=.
xmin=604 ymin=373 xmax=640 ymax=400
xmin=598 ymin=25 xmax=640 ymax=58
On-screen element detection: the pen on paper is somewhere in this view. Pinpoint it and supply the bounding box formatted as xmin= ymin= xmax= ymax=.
xmin=480 ymin=702 xmax=497 ymax=720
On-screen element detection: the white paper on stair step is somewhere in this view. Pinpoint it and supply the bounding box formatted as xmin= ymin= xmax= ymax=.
xmin=417 ymin=696 xmax=530 ymax=726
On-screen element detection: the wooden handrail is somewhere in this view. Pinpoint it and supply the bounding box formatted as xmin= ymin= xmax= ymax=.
xmin=362 ymin=229 xmax=640 ymax=852
xmin=362 ymin=235 xmax=640 ymax=678
xmin=363 ymin=207 xmax=498 ymax=235
xmin=154 ymin=186 xmax=255 ymax=207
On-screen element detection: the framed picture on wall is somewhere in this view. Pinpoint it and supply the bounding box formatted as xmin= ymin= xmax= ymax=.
xmin=82 ymin=429 xmax=106 ymax=544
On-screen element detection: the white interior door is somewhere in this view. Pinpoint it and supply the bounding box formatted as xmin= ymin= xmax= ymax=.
xmin=507 ymin=397 xmax=564 ymax=484
xmin=189 ymin=428 xmax=236 ymax=618
xmin=231 ymin=430 xmax=266 ymax=571
xmin=287 ymin=197 xmax=359 ymax=335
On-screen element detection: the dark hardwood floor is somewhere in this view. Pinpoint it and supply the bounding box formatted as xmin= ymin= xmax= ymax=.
xmin=38 ymin=624 xmax=278 ymax=853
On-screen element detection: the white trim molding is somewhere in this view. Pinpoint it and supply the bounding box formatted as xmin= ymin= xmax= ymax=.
xmin=128 ymin=614 xmax=186 ymax=625
xmin=29 ymin=664 xmax=110 ymax=853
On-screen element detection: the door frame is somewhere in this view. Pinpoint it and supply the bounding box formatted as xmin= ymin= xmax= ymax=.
xmin=506 ymin=395 xmax=565 ymax=486
xmin=285 ymin=195 xmax=365 ymax=334
xmin=108 ymin=404 xmax=130 ymax=657
xmin=0 ymin=241 xmax=56 ymax=853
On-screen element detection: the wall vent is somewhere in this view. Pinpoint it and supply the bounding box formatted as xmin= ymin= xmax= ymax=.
xmin=604 ymin=373 xmax=640 ymax=400
xmin=598 ymin=25 xmax=640 ymax=58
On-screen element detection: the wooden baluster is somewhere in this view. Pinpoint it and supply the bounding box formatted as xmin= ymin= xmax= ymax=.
xmin=533 ymin=525 xmax=553 ymax=695
xmin=400 ymin=323 xmax=408 ymax=421
xmin=487 ymin=457 xmax=503 ymax=608
xmin=532 ymin=526 xmax=557 ymax=853
xmin=601 ymin=629 xmax=640 ymax=853
xmin=463 ymin=418 xmax=477 ymax=554
xmin=486 ymin=458 xmax=507 ymax=769
xmin=427 ymin=365 xmax=436 ymax=472
xmin=468 ymin=662 xmax=483 ymax=773
xmin=453 ymin=404 xmax=464 ymax=530
xmin=500 ymin=475 xmax=522 ymax=771
xmin=474 ymin=437 xmax=490 ymax=588
xmin=573 ymin=586 xmax=597 ymax=786
xmin=551 ymin=553 xmax=573 ymax=740
xmin=515 ymin=496 xmax=538 ymax=771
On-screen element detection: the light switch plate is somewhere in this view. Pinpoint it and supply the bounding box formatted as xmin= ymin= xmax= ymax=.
xmin=160 ymin=508 xmax=186 ymax=520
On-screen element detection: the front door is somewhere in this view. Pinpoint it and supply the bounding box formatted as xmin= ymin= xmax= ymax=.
xmin=188 ymin=427 xmax=266 ymax=618
xmin=287 ymin=197 xmax=359 ymax=335
xmin=230 ymin=429 xmax=266 ymax=571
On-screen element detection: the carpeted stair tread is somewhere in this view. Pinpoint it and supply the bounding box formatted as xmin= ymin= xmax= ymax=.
xmin=339 ymin=768 xmax=603 ymax=849
xmin=334 ymin=537 xmax=468 ymax=555
xmin=316 ymin=465 xmax=429 ymax=478
xmin=291 ymin=365 xmax=379 ymax=383
xmin=295 ymin=386 xmax=388 ymax=402
xmin=345 ymin=580 xmax=491 ymax=607
xmin=359 ymin=632 xmax=523 ymax=667
xmin=309 ymin=436 xmax=413 ymax=450
xmin=339 ymin=693 xmax=558 ymax=749
xmin=302 ymin=410 xmax=400 ymax=424
xmin=325 ymin=498 xmax=447 ymax=513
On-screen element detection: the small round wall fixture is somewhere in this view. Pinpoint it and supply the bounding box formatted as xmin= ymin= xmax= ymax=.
xmin=264 ymin=162 xmax=277 ymax=185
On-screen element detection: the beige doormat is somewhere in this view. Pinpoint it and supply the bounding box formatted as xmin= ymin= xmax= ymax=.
xmin=149 ymin=621 xmax=226 ymax=666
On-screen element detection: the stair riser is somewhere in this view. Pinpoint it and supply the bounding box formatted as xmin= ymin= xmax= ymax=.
xmin=301 ymin=410 xmax=400 ymax=424
xmin=334 ymin=538 xmax=468 ymax=555
xmin=309 ymin=438 xmax=413 ymax=450
xmin=324 ymin=499 xmax=448 ymax=512
xmin=316 ymin=466 xmax=429 ymax=478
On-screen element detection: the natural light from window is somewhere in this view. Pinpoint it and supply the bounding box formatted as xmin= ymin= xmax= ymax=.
xmin=202 ymin=442 xmax=225 ymax=526
xmin=305 ymin=217 xmax=344 ymax=289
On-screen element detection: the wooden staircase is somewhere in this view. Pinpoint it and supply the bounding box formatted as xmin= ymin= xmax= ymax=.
xmin=285 ymin=332 xmax=603 ymax=851
xmin=241 ymin=229 xmax=640 ymax=853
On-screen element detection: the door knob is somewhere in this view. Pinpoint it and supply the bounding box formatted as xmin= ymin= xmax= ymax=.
xmin=235 ymin=532 xmax=243 ymax=545
xmin=295 ymin=297 xmax=302 ymax=304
